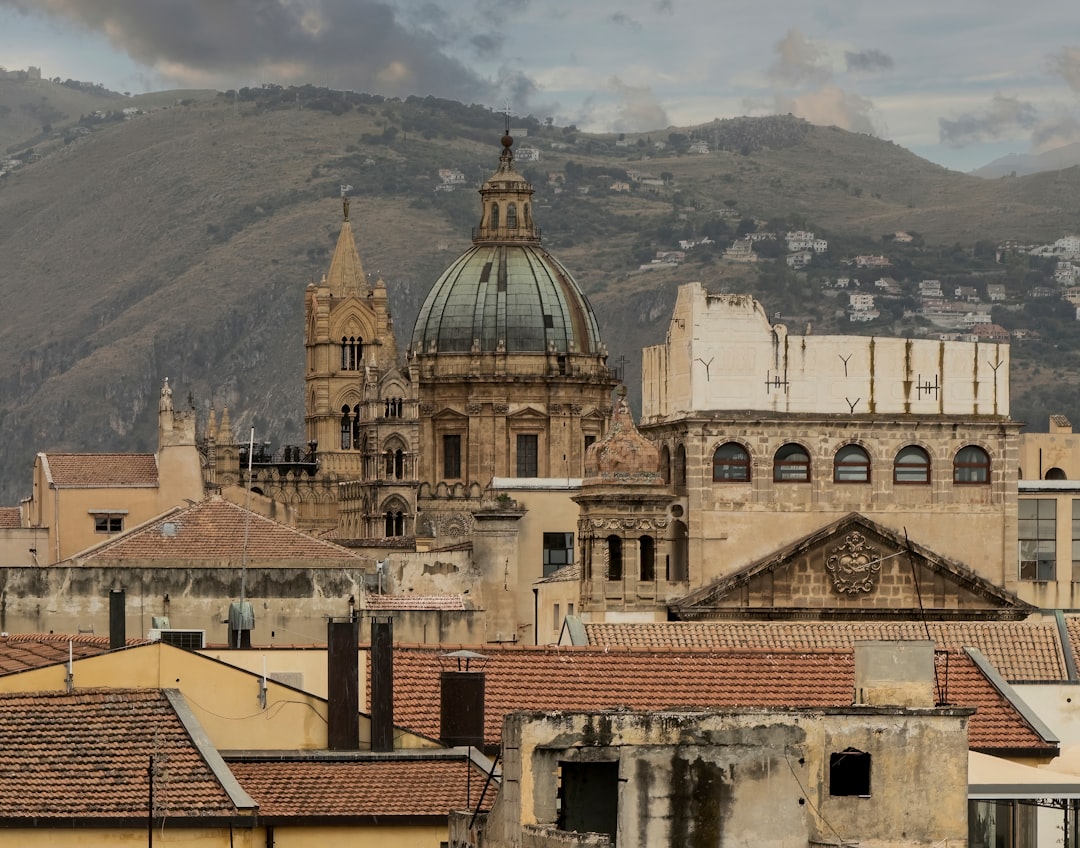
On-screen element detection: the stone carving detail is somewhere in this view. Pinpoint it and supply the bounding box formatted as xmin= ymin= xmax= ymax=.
xmin=465 ymin=403 xmax=483 ymax=415
xmin=550 ymin=404 xmax=563 ymax=414
xmin=420 ymin=403 xmax=435 ymax=416
xmin=438 ymin=513 xmax=473 ymax=537
xmin=825 ymin=532 xmax=882 ymax=595
xmin=493 ymin=403 xmax=509 ymax=414
xmin=570 ymin=404 xmax=583 ymax=414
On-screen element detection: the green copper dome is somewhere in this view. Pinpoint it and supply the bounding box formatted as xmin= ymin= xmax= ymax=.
xmin=411 ymin=133 xmax=605 ymax=356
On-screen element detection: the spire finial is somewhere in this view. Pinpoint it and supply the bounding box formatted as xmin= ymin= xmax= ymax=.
xmin=503 ymin=100 xmax=511 ymax=135
xmin=343 ymin=194 xmax=350 ymax=222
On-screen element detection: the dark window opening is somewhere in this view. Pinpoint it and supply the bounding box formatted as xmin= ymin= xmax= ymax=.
xmin=94 ymin=516 xmax=123 ymax=533
xmin=1047 ymin=467 xmax=1068 ymax=480
xmin=660 ymin=445 xmax=671 ymax=484
xmin=490 ymin=204 xmax=499 ymax=229
xmin=340 ymin=405 xmax=352 ymax=450
xmin=507 ymin=202 xmax=518 ymax=229
xmin=557 ymin=355 xmax=567 ymax=374
xmin=607 ymin=535 xmax=623 ymax=581
xmin=639 ymin=535 xmax=655 ymax=581
xmin=830 ymin=748 xmax=871 ymax=797
xmin=340 ymin=336 xmax=362 ymax=370
xmin=384 ymin=510 xmax=404 ymax=537
xmin=517 ymin=434 xmax=539 ymax=477
xmin=674 ymin=444 xmax=687 ymax=492
xmin=543 ymin=532 xmax=574 ymax=577
xmin=558 ymin=761 xmax=618 ymax=842
xmin=543 ymin=314 xmax=554 ymax=328
xmin=585 ymin=434 xmax=597 ymax=454
xmin=443 ymin=434 xmax=462 ymax=479
xmin=669 ymin=520 xmax=688 ymax=581
xmin=383 ymin=397 xmax=403 ymax=418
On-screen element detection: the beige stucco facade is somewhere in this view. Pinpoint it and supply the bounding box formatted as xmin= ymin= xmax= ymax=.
xmin=628 ymin=282 xmax=1023 ymax=616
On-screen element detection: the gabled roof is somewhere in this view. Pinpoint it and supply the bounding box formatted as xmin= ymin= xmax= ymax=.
xmin=385 ymin=645 xmax=1055 ymax=756
xmin=0 ymin=633 xmax=149 ymax=676
xmin=40 ymin=453 xmax=158 ymax=487
xmin=0 ymin=688 xmax=252 ymax=823
xmin=580 ymin=620 xmax=1067 ymax=682
xmin=670 ymin=512 xmax=1035 ymax=621
xmin=228 ymin=754 xmax=492 ymax=819
xmin=74 ymin=497 xmax=366 ymax=563
xmin=0 ymin=507 xmax=21 ymax=528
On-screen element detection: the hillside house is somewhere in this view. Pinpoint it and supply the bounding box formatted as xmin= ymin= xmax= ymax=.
xmin=724 ymin=239 xmax=756 ymax=262
xmin=988 ymin=283 xmax=1008 ymax=301
xmin=854 ymin=254 xmax=891 ymax=268
xmin=688 ymin=139 xmax=709 ymax=154
xmin=786 ymin=250 xmax=813 ymax=268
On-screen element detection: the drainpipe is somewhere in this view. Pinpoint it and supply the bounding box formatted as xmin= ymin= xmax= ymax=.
xmin=53 ymin=486 xmax=60 ymax=563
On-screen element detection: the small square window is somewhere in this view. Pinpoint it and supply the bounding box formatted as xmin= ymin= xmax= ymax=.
xmin=94 ymin=516 xmax=123 ymax=533
xmin=830 ymin=748 xmax=871 ymax=796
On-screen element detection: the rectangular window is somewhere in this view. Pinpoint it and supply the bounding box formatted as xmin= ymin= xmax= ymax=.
xmin=443 ymin=434 xmax=462 ymax=479
xmin=94 ymin=516 xmax=123 ymax=533
xmin=567 ymin=602 xmax=575 ymax=617
xmin=543 ymin=532 xmax=574 ymax=577
xmin=1072 ymin=500 xmax=1080 ymax=582
xmin=517 ymin=433 xmax=539 ymax=477
xmin=1019 ymin=498 xmax=1056 ymax=581
xmin=553 ymin=603 xmax=560 ymax=631
xmin=829 ymin=748 xmax=871 ymax=797
xmin=585 ymin=434 xmax=597 ymax=453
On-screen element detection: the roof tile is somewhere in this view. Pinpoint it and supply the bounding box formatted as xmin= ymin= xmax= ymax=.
xmin=43 ymin=453 xmax=158 ymax=487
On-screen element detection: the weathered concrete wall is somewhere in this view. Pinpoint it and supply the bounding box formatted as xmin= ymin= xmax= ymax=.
xmin=478 ymin=707 xmax=969 ymax=848
xmin=643 ymin=282 xmax=1009 ymax=420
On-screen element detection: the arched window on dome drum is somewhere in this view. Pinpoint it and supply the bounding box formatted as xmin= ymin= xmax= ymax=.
xmin=774 ymin=443 xmax=811 ymax=482
xmin=834 ymin=444 xmax=871 ymax=483
xmin=894 ymin=446 xmax=931 ymax=484
xmin=713 ymin=442 xmax=751 ymax=482
xmin=674 ymin=445 xmax=687 ymax=493
xmin=523 ymin=202 xmax=530 ymax=228
xmin=639 ymin=535 xmax=655 ymax=582
xmin=606 ymin=535 xmax=623 ymax=581
xmin=669 ymin=520 xmax=688 ymax=582
xmin=490 ymin=203 xmax=499 ymax=229
xmin=341 ymin=337 xmax=361 ymax=370
xmin=660 ymin=445 xmax=671 ymax=484
xmin=340 ymin=406 xmax=352 ymax=450
xmin=507 ymin=203 xmax=518 ymax=229
xmin=954 ymin=445 xmax=991 ymax=484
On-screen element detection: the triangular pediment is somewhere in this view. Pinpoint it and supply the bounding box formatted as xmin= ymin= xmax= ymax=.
xmin=431 ymin=408 xmax=470 ymax=421
xmin=507 ymin=406 xmax=548 ymax=420
xmin=670 ymin=512 xmax=1035 ymax=622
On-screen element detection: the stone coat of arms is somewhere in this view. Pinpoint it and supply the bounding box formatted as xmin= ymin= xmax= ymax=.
xmin=825 ymin=532 xmax=882 ymax=595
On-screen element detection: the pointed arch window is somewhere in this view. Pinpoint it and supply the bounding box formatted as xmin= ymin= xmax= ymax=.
xmin=383 ymin=397 xmax=403 ymax=418
xmin=340 ymin=405 xmax=352 ymax=450
xmin=341 ymin=336 xmax=362 ymax=370
xmin=385 ymin=447 xmax=405 ymax=480
xmin=351 ymin=404 xmax=361 ymax=448
xmin=507 ymin=203 xmax=518 ymax=229
xmin=490 ymin=203 xmax=499 ymax=229
xmin=385 ymin=509 xmax=404 ymax=537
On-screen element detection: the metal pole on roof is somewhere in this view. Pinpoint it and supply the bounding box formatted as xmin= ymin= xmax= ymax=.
xmin=240 ymin=427 xmax=254 ymax=608
xmin=147 ymin=754 xmax=154 ymax=848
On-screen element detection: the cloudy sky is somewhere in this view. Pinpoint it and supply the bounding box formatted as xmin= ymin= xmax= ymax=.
xmin=1 ymin=0 xmax=1078 ymax=172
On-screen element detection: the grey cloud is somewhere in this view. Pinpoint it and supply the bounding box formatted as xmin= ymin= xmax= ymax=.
xmin=607 ymin=76 xmax=669 ymax=133
xmin=609 ymin=12 xmax=642 ymax=30
xmin=1032 ymin=114 xmax=1080 ymax=150
xmin=845 ymin=49 xmax=893 ymax=73
xmin=654 ymin=0 xmax=674 ymax=13
xmin=471 ymin=32 xmax=504 ymax=54
xmin=1 ymin=0 xmax=493 ymax=101
xmin=1049 ymin=46 xmax=1080 ymax=94
xmin=939 ymin=94 xmax=1038 ymax=144
xmin=769 ymin=29 xmax=830 ymax=86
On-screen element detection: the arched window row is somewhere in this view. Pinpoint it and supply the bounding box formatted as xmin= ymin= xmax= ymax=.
xmin=383 ymin=397 xmax=403 ymax=418
xmin=341 ymin=336 xmax=362 ymax=370
xmin=707 ymin=441 xmax=991 ymax=486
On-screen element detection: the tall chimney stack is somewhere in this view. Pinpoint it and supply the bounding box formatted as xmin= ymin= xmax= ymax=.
xmin=440 ymin=650 xmax=487 ymax=749
xmin=108 ymin=588 xmax=125 ymax=650
xmin=370 ymin=616 xmax=394 ymax=752
xmin=327 ymin=617 xmax=360 ymax=750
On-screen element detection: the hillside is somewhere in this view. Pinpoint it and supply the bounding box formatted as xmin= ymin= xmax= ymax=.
xmin=0 ymin=80 xmax=1078 ymax=502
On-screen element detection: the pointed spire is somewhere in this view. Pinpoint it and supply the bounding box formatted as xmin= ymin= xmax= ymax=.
xmin=325 ymin=196 xmax=369 ymax=295
xmin=219 ymin=406 xmax=232 ymax=443
xmin=206 ymin=406 xmax=218 ymax=441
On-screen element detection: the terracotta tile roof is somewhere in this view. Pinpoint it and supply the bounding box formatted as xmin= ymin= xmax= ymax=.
xmin=385 ymin=646 xmax=1053 ymax=755
xmin=1063 ymin=617 xmax=1080 ymax=674
xmin=78 ymin=497 xmax=366 ymax=562
xmin=228 ymin=757 xmax=491 ymax=818
xmin=0 ymin=689 xmax=239 ymax=821
xmin=582 ymin=621 xmax=1067 ymax=682
xmin=361 ymin=594 xmax=467 ymax=610
xmin=0 ymin=634 xmax=148 ymax=676
xmin=42 ymin=453 xmax=158 ymax=487
xmin=0 ymin=507 xmax=20 ymax=528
